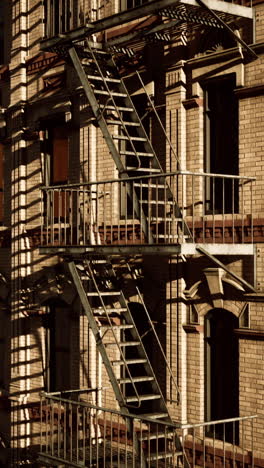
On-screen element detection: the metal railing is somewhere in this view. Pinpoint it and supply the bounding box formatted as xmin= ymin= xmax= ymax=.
xmin=40 ymin=171 xmax=255 ymax=248
xmin=39 ymin=392 xmax=258 ymax=467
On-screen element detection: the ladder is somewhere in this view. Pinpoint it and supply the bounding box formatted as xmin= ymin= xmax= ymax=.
xmin=68 ymin=257 xmax=190 ymax=467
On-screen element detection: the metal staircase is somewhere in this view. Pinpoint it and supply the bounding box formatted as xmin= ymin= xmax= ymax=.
xmin=68 ymin=257 xmax=189 ymax=466
xmin=68 ymin=41 xmax=193 ymax=243
xmin=69 ymin=40 xmax=163 ymax=177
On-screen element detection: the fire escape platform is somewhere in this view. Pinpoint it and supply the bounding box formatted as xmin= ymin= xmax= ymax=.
xmin=40 ymin=0 xmax=253 ymax=53
xmin=39 ymin=243 xmax=254 ymax=257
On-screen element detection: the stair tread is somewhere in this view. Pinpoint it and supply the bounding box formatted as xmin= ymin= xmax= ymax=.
xmin=83 ymin=48 xmax=109 ymax=56
xmin=146 ymin=451 xmax=183 ymax=461
xmin=87 ymin=291 xmax=120 ymax=296
xmin=127 ymin=167 xmax=161 ymax=173
xmin=93 ymin=307 xmax=127 ymax=313
xmin=139 ymin=431 xmax=175 ymax=441
xmin=94 ymin=89 xmax=127 ymax=97
xmin=113 ymin=135 xmax=147 ymax=142
xmin=112 ymin=358 xmax=147 ymax=365
xmin=99 ymin=104 xmax=134 ymax=112
xmin=103 ymin=324 xmax=134 ymax=330
xmin=106 ymin=120 xmax=140 ymax=127
xmin=140 ymin=199 xmax=174 ymax=204
xmin=134 ymin=183 xmax=165 ymax=188
xmin=125 ymin=394 xmax=162 ymax=402
xmin=120 ymin=150 xmax=153 ymax=157
xmin=118 ymin=376 xmax=154 ymax=383
xmin=138 ymin=412 xmax=169 ymax=419
xmin=87 ymin=74 xmax=121 ymax=84
xmin=105 ymin=341 xmax=140 ymax=347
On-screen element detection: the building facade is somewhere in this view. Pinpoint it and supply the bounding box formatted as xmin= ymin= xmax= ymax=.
xmin=0 ymin=0 xmax=264 ymax=466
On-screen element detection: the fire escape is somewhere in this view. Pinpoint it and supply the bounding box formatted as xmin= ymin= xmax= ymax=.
xmin=39 ymin=0 xmax=256 ymax=466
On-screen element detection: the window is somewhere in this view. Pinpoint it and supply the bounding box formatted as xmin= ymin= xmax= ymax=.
xmin=0 ymin=4 xmax=4 ymax=64
xmin=239 ymin=303 xmax=250 ymax=328
xmin=121 ymin=0 xmax=149 ymax=10
xmin=42 ymin=124 xmax=69 ymax=220
xmin=189 ymin=304 xmax=199 ymax=325
xmin=205 ymin=309 xmax=239 ymax=442
xmin=44 ymin=0 xmax=74 ymax=37
xmin=204 ymin=75 xmax=238 ymax=214
xmin=0 ymin=144 xmax=4 ymax=224
xmin=44 ymin=303 xmax=71 ymax=392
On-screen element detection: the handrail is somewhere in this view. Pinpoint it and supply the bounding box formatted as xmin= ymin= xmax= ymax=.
xmin=40 ymin=391 xmax=181 ymax=428
xmin=40 ymin=391 xmax=258 ymax=430
xmin=137 ymin=288 xmax=181 ymax=404
xmin=86 ymin=40 xmax=142 ymax=169
xmin=87 ymin=260 xmax=143 ymax=408
xmin=135 ymin=70 xmax=181 ymax=169
xmin=182 ymin=414 xmax=258 ymax=430
xmin=41 ymin=171 xmax=256 ymax=190
xmin=125 ymin=261 xmax=181 ymax=405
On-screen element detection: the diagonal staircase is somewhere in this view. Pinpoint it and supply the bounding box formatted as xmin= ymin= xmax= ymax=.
xmin=68 ymin=40 xmax=192 ymax=243
xmin=69 ymin=40 xmax=162 ymax=177
xmin=68 ymin=257 xmax=190 ymax=466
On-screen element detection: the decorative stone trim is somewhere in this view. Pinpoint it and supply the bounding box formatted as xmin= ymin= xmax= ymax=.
xmin=182 ymin=97 xmax=203 ymax=109
xmin=234 ymin=328 xmax=264 ymax=340
xmin=235 ymin=84 xmax=264 ymax=99
xmin=26 ymin=53 xmax=64 ymax=75
xmin=182 ymin=324 xmax=203 ymax=333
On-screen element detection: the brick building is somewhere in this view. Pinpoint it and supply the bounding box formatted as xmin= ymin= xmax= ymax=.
xmin=0 ymin=0 xmax=264 ymax=466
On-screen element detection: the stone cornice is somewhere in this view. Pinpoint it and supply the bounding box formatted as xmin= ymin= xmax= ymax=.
xmin=235 ymin=83 xmax=264 ymax=98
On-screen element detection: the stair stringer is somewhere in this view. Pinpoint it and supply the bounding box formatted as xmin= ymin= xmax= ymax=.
xmin=68 ymin=257 xmax=190 ymax=467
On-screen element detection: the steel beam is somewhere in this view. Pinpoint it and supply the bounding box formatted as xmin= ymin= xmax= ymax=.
xmin=196 ymin=0 xmax=257 ymax=61
xmin=39 ymin=243 xmax=255 ymax=257
xmin=196 ymin=245 xmax=256 ymax=292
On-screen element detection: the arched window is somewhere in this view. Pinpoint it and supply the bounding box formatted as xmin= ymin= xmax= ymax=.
xmin=205 ymin=309 xmax=239 ymax=442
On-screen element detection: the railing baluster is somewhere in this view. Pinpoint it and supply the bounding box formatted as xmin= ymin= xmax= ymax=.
xmin=202 ymin=175 xmax=205 ymax=243
xmin=89 ymin=407 xmax=92 ymax=466
xmin=192 ymin=174 xmax=194 ymax=242
xmin=213 ymin=424 xmax=216 ymax=468
xmin=223 ymin=423 xmax=226 ymax=467
xmin=233 ymin=420 xmax=235 ymax=468
xmin=242 ymin=419 xmax=245 ymax=468
xmin=232 ymin=178 xmax=235 ymax=243
xmin=82 ymin=406 xmax=85 ymax=465
xmin=203 ymin=425 xmax=205 ymax=468
xmin=251 ymin=180 xmax=254 ymax=244
xmin=40 ymin=394 xmax=43 ymax=454
xmin=242 ymin=180 xmax=245 ymax=243
xmin=193 ymin=427 xmax=195 ymax=468
xmin=213 ymin=176 xmax=215 ymax=243
xmin=222 ymin=178 xmax=225 ymax=244
xmin=181 ymin=173 xmax=184 ymax=243
xmin=96 ymin=408 xmax=99 ymax=468
xmin=76 ymin=404 xmax=79 ymax=463
xmin=51 ymin=399 xmax=54 ymax=456
xmin=41 ymin=172 xmax=256 ymax=249
xmin=110 ymin=182 xmax=113 ymax=244
xmin=103 ymin=183 xmax=106 ymax=244
xmin=252 ymin=418 xmax=254 ymax=468
xmin=132 ymin=180 xmax=135 ymax=243
xmin=148 ymin=177 xmax=151 ymax=243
